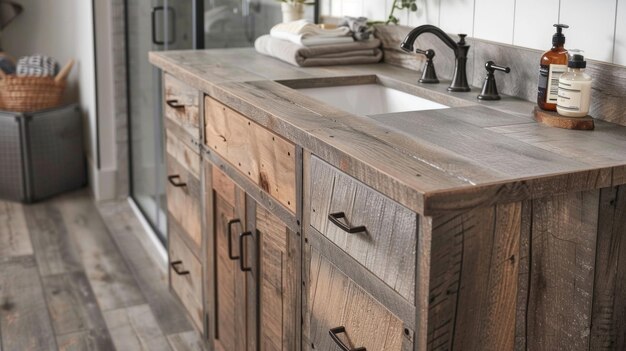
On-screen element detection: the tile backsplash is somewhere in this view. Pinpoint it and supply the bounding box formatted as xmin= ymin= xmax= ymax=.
xmin=322 ymin=0 xmax=625 ymax=66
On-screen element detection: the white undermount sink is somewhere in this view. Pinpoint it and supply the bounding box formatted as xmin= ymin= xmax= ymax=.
xmin=297 ymin=84 xmax=449 ymax=116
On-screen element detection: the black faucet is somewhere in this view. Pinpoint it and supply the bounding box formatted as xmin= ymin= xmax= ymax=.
xmin=400 ymin=25 xmax=471 ymax=92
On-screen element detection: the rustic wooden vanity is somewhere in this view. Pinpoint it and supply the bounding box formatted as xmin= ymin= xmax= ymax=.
xmin=150 ymin=48 xmax=626 ymax=351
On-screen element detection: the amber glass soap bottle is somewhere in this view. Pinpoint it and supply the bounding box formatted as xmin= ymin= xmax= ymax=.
xmin=537 ymin=24 xmax=569 ymax=111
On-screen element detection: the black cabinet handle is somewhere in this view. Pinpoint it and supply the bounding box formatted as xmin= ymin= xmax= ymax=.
xmin=171 ymin=261 xmax=190 ymax=275
xmin=151 ymin=6 xmax=164 ymax=45
xmin=239 ymin=231 xmax=253 ymax=272
xmin=227 ymin=219 xmax=241 ymax=260
xmin=329 ymin=327 xmax=366 ymax=351
xmin=168 ymin=175 xmax=187 ymax=188
xmin=166 ymin=99 xmax=186 ymax=109
xmin=151 ymin=6 xmax=176 ymax=45
xmin=328 ymin=212 xmax=366 ymax=234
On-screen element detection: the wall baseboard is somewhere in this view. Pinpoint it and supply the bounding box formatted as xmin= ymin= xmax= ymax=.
xmin=87 ymin=156 xmax=117 ymax=201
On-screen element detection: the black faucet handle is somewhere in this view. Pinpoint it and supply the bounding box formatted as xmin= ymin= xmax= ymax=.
xmin=415 ymin=48 xmax=435 ymax=60
xmin=478 ymin=61 xmax=510 ymax=101
xmin=485 ymin=61 xmax=510 ymax=74
xmin=457 ymin=34 xmax=467 ymax=45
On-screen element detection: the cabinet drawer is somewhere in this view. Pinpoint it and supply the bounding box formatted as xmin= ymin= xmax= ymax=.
xmin=166 ymin=132 xmax=202 ymax=252
xmin=309 ymin=156 xmax=417 ymax=302
xmin=309 ymin=249 xmax=412 ymax=351
xmin=204 ymin=96 xmax=296 ymax=213
xmin=164 ymin=73 xmax=200 ymax=139
xmin=169 ymin=228 xmax=203 ymax=332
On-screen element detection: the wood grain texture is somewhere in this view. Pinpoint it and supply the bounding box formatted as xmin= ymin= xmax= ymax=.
xmin=169 ymin=228 xmax=204 ymax=332
xmin=97 ymin=200 xmax=194 ymax=336
xmin=152 ymin=48 xmax=626 ymax=215
xmin=309 ymin=156 xmax=417 ymax=302
xmin=56 ymin=330 xmax=114 ymax=351
xmin=257 ymin=205 xmax=298 ymax=351
xmin=212 ymin=174 xmax=247 ymax=351
xmin=104 ymin=304 xmax=171 ymax=351
xmin=55 ymin=192 xmax=145 ymax=312
xmin=590 ymin=185 xmax=626 ymax=350
xmin=205 ymin=149 xmax=300 ymax=232
xmin=166 ymin=152 xmax=202 ymax=254
xmin=42 ymin=272 xmax=115 ymax=349
xmin=527 ymin=190 xmax=599 ymax=350
xmin=533 ymin=107 xmax=595 ymax=130
xmin=205 ymin=95 xmax=297 ymax=213
xmin=167 ymin=331 xmax=207 ymax=351
xmin=515 ymin=201 xmax=532 ymax=351
xmin=309 ymin=248 xmax=411 ymax=351
xmin=165 ymin=73 xmax=201 ymax=139
xmin=24 ymin=202 xmax=82 ymax=276
xmin=306 ymin=226 xmax=416 ymax=330
xmin=427 ymin=202 xmax=523 ymax=351
xmin=167 ymin=129 xmax=201 ymax=178
xmin=202 ymin=159 xmax=215 ymax=348
xmin=0 ymin=256 xmax=57 ymax=351
xmin=0 ymin=202 xmax=32 ymax=258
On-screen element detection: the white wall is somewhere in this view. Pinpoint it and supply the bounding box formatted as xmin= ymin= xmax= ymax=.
xmin=2 ymin=0 xmax=99 ymax=193
xmin=322 ymin=0 xmax=625 ymax=65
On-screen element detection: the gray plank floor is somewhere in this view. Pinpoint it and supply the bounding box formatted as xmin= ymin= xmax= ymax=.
xmin=0 ymin=190 xmax=207 ymax=351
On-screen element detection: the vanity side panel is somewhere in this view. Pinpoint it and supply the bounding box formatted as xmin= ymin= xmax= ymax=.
xmin=428 ymin=202 xmax=523 ymax=351
xmin=428 ymin=191 xmax=600 ymax=351
xmin=527 ymin=190 xmax=598 ymax=351
xmin=590 ymin=185 xmax=626 ymax=351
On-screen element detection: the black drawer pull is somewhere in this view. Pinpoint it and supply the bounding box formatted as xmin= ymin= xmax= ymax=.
xmin=166 ymin=99 xmax=186 ymax=109
xmin=227 ymin=219 xmax=241 ymax=260
xmin=239 ymin=231 xmax=253 ymax=272
xmin=328 ymin=212 xmax=366 ymax=234
xmin=170 ymin=261 xmax=190 ymax=275
xmin=168 ymin=175 xmax=187 ymax=188
xmin=329 ymin=326 xmax=366 ymax=351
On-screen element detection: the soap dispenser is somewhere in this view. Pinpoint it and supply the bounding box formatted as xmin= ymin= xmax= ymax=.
xmin=556 ymin=50 xmax=592 ymax=117
xmin=537 ymin=24 xmax=569 ymax=111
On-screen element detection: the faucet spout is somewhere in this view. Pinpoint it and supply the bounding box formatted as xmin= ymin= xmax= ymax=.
xmin=400 ymin=25 xmax=471 ymax=92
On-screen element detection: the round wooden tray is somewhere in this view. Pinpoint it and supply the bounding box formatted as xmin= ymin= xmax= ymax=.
xmin=533 ymin=107 xmax=595 ymax=130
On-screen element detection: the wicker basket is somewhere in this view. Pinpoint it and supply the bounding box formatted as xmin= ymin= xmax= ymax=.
xmin=0 ymin=59 xmax=74 ymax=113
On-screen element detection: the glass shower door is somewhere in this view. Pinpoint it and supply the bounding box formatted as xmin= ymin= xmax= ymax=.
xmin=203 ymin=0 xmax=314 ymax=49
xmin=128 ymin=0 xmax=318 ymax=243
xmin=127 ymin=0 xmax=196 ymax=241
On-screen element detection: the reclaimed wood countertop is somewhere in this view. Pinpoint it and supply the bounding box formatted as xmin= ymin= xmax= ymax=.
xmin=150 ymin=48 xmax=626 ymax=216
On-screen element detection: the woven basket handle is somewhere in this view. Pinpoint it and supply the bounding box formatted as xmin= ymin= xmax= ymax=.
xmin=55 ymin=59 xmax=75 ymax=83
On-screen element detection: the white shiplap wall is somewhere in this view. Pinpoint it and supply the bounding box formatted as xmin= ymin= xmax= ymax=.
xmin=322 ymin=0 xmax=625 ymax=65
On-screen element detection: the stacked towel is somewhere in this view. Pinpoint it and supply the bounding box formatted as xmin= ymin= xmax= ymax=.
xmin=255 ymin=35 xmax=382 ymax=67
xmin=270 ymin=19 xmax=354 ymax=46
xmin=338 ymin=17 xmax=372 ymax=41
xmin=16 ymin=55 xmax=59 ymax=77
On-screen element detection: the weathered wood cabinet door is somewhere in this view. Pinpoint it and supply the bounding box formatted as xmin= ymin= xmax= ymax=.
xmin=255 ymin=205 xmax=299 ymax=351
xmin=212 ymin=168 xmax=249 ymax=351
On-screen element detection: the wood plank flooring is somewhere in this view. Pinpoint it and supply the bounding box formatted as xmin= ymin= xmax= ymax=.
xmin=0 ymin=190 xmax=207 ymax=351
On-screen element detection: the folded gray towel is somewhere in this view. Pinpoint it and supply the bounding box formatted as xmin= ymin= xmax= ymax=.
xmin=338 ymin=16 xmax=372 ymax=41
xmin=254 ymin=35 xmax=382 ymax=67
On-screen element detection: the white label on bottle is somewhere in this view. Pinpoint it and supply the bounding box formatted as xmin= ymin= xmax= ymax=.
xmin=557 ymin=80 xmax=585 ymax=112
xmin=547 ymin=64 xmax=567 ymax=103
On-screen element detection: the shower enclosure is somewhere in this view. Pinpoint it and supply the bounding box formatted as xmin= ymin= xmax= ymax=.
xmin=126 ymin=0 xmax=317 ymax=242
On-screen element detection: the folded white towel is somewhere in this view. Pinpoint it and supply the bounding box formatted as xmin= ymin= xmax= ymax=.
xmin=270 ymin=19 xmax=353 ymax=46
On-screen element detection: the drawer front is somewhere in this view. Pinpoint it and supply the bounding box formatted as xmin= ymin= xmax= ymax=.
xmin=166 ymin=131 xmax=202 ymax=252
xmin=204 ymin=96 xmax=296 ymax=213
xmin=164 ymin=73 xmax=200 ymax=139
xmin=169 ymin=228 xmax=203 ymax=332
xmin=309 ymin=156 xmax=417 ymax=302
xmin=309 ymin=249 xmax=412 ymax=351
